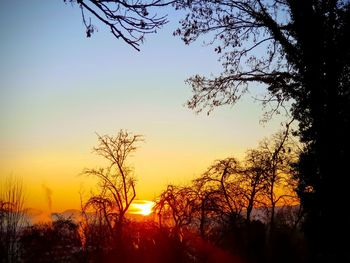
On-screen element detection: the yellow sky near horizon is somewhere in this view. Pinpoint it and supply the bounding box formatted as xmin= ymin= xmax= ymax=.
xmin=0 ymin=130 xmax=245 ymax=212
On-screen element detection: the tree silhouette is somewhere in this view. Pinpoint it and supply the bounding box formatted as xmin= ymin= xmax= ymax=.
xmin=194 ymin=158 xmax=246 ymax=224
xmin=65 ymin=0 xmax=172 ymax=51
xmin=173 ymin=1 xmax=350 ymax=259
xmin=240 ymin=151 xmax=267 ymax=225
xmin=156 ymin=185 xmax=197 ymax=235
xmin=191 ymin=181 xmax=222 ymax=239
xmin=154 ymin=132 xmax=304 ymax=263
xmin=250 ymin=128 xmax=299 ymax=232
xmin=0 ymin=176 xmax=26 ymax=263
xmin=193 ymin=129 xmax=298 ymax=229
xmin=82 ymin=130 xmax=143 ymax=252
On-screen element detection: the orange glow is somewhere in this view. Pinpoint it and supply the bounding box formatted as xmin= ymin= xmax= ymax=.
xmin=129 ymin=200 xmax=155 ymax=216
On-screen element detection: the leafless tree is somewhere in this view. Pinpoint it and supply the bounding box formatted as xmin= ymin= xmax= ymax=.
xmin=156 ymin=182 xmax=223 ymax=240
xmin=79 ymin=193 xmax=115 ymax=253
xmin=0 ymin=176 xmax=26 ymax=263
xmin=175 ymin=125 xmax=300 ymax=229
xmin=253 ymin=124 xmax=300 ymax=230
xmin=155 ymin=185 xmax=197 ymax=238
xmin=190 ymin=180 xmax=224 ymax=239
xmin=65 ymin=0 xmax=173 ymax=51
xmin=194 ymin=158 xmax=247 ymax=224
xmin=240 ymin=151 xmax=268 ymax=224
xmin=195 ymin=155 xmax=266 ymax=225
xmin=83 ymin=130 xmax=143 ymax=244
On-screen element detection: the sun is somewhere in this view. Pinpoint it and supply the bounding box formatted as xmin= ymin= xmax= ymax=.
xmin=129 ymin=200 xmax=155 ymax=216
xmin=137 ymin=203 xmax=153 ymax=216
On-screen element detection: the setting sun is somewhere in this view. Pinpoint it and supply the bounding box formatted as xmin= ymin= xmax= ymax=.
xmin=129 ymin=200 xmax=155 ymax=216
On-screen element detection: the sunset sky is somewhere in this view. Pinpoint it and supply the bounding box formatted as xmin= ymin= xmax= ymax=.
xmin=0 ymin=0 xmax=286 ymax=212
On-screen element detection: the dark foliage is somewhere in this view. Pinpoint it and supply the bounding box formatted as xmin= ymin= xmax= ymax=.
xmin=172 ymin=1 xmax=350 ymax=261
xmin=19 ymin=218 xmax=82 ymax=263
xmin=12 ymin=215 xmax=309 ymax=263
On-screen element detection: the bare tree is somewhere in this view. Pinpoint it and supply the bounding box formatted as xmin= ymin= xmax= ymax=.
xmin=155 ymin=185 xmax=197 ymax=237
xmin=240 ymin=151 xmax=267 ymax=224
xmin=65 ymin=0 xmax=173 ymax=51
xmin=194 ymin=158 xmax=246 ymax=224
xmin=196 ymin=155 xmax=266 ymax=225
xmin=185 ymin=126 xmax=300 ymax=228
xmin=0 ymin=176 xmax=26 ymax=263
xmin=253 ymin=126 xmax=300 ymax=231
xmin=156 ymin=181 xmax=223 ymax=240
xmin=83 ymin=130 xmax=143 ymax=244
xmin=190 ymin=180 xmax=224 ymax=239
xmin=80 ymin=194 xmax=115 ymax=253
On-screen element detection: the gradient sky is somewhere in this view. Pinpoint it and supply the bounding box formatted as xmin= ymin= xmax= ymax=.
xmin=0 ymin=0 xmax=286 ymax=212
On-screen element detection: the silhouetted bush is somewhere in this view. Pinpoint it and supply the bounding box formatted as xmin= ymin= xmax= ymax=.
xmin=19 ymin=218 xmax=82 ymax=263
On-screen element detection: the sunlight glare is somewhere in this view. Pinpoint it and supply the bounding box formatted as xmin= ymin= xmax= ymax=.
xmin=129 ymin=200 xmax=155 ymax=216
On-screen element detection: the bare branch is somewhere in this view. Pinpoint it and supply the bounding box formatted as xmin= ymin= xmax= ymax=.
xmin=65 ymin=0 xmax=173 ymax=50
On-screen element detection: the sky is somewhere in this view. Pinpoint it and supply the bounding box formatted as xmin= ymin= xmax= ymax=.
xmin=0 ymin=0 xmax=287 ymax=212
